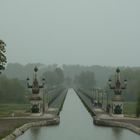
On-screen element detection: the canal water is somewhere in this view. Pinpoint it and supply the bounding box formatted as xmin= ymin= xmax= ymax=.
xmin=17 ymin=89 xmax=139 ymax=140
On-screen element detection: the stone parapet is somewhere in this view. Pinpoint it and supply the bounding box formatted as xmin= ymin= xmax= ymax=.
xmin=93 ymin=116 xmax=140 ymax=135
xmin=2 ymin=117 xmax=60 ymax=140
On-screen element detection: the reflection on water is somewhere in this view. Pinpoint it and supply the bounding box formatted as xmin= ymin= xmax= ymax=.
xmin=112 ymin=128 xmax=123 ymax=140
xmin=17 ymin=89 xmax=140 ymax=140
xmin=30 ymin=128 xmax=41 ymax=140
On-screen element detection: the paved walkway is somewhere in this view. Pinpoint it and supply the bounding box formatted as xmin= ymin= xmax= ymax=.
xmin=93 ymin=107 xmax=140 ymax=128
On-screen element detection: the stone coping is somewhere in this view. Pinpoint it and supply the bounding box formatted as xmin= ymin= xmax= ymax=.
xmin=93 ymin=116 xmax=140 ymax=135
xmin=0 ymin=113 xmax=56 ymax=120
xmin=2 ymin=116 xmax=60 ymax=140
xmin=93 ymin=109 xmax=140 ymax=135
xmin=74 ymin=89 xmax=140 ymax=135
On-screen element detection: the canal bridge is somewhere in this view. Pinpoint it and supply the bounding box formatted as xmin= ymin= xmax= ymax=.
xmin=15 ymin=88 xmax=140 ymax=140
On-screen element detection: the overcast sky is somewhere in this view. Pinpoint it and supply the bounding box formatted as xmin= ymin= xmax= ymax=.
xmin=0 ymin=0 xmax=140 ymax=66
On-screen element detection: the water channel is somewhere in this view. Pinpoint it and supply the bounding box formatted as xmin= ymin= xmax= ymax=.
xmin=17 ymin=89 xmax=140 ymax=140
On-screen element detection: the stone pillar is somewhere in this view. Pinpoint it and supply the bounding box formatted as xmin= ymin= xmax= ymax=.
xmin=112 ymin=95 xmax=124 ymax=117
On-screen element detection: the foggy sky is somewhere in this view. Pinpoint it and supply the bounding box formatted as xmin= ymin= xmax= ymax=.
xmin=0 ymin=0 xmax=140 ymax=66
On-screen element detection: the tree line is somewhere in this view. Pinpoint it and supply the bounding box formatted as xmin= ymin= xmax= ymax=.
xmin=74 ymin=71 xmax=96 ymax=89
xmin=0 ymin=75 xmax=27 ymax=103
xmin=0 ymin=40 xmax=140 ymax=116
xmin=43 ymin=67 xmax=64 ymax=88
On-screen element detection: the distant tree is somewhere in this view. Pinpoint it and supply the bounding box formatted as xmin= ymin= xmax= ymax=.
xmin=75 ymin=71 xmax=96 ymax=89
xmin=43 ymin=70 xmax=56 ymax=86
xmin=55 ymin=68 xmax=64 ymax=85
xmin=4 ymin=63 xmax=45 ymax=80
xmin=0 ymin=40 xmax=7 ymax=70
xmin=65 ymin=76 xmax=72 ymax=87
xmin=136 ymin=93 xmax=140 ymax=117
xmin=122 ymin=69 xmax=140 ymax=101
xmin=43 ymin=68 xmax=64 ymax=87
xmin=0 ymin=76 xmax=27 ymax=103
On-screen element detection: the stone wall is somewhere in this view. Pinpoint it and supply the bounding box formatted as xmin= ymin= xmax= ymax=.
xmin=93 ymin=116 xmax=140 ymax=135
xmin=2 ymin=117 xmax=60 ymax=140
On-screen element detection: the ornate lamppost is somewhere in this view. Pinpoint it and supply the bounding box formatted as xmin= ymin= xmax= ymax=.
xmin=27 ymin=66 xmax=45 ymax=115
xmin=108 ymin=68 xmax=127 ymax=117
xmin=97 ymin=88 xmax=103 ymax=108
xmin=93 ymin=88 xmax=103 ymax=108
xmin=92 ymin=88 xmax=95 ymax=104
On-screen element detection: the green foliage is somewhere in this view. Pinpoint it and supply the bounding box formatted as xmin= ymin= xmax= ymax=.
xmin=74 ymin=71 xmax=96 ymax=89
xmin=3 ymin=63 xmax=140 ymax=102
xmin=43 ymin=68 xmax=64 ymax=87
xmin=123 ymin=102 xmax=136 ymax=116
xmin=55 ymin=68 xmax=64 ymax=84
xmin=0 ymin=40 xmax=7 ymax=70
xmin=4 ymin=63 xmax=44 ymax=80
xmin=0 ymin=104 xmax=30 ymax=117
xmin=62 ymin=64 xmax=115 ymax=87
xmin=136 ymin=93 xmax=140 ymax=117
xmin=122 ymin=69 xmax=140 ymax=101
xmin=64 ymin=76 xmax=72 ymax=87
xmin=0 ymin=75 xmax=27 ymax=103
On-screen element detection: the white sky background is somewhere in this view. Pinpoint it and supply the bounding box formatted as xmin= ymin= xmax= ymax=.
xmin=0 ymin=0 xmax=140 ymax=66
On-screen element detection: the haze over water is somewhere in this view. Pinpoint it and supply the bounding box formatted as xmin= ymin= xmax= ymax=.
xmin=0 ymin=0 xmax=140 ymax=66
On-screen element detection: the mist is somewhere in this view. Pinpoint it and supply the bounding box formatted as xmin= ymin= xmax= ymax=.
xmin=0 ymin=0 xmax=140 ymax=66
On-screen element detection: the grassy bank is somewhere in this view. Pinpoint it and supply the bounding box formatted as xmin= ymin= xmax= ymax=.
xmin=0 ymin=119 xmax=27 ymax=139
xmin=0 ymin=86 xmax=68 ymax=139
xmin=0 ymin=104 xmax=30 ymax=117
xmin=124 ymin=102 xmax=137 ymax=117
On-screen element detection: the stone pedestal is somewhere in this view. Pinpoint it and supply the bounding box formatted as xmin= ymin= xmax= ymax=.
xmin=112 ymin=95 xmax=124 ymax=118
xmin=30 ymin=95 xmax=43 ymax=115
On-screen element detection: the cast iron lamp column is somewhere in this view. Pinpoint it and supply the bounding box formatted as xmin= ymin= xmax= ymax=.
xmin=108 ymin=68 xmax=127 ymax=116
xmin=26 ymin=66 xmax=45 ymax=114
